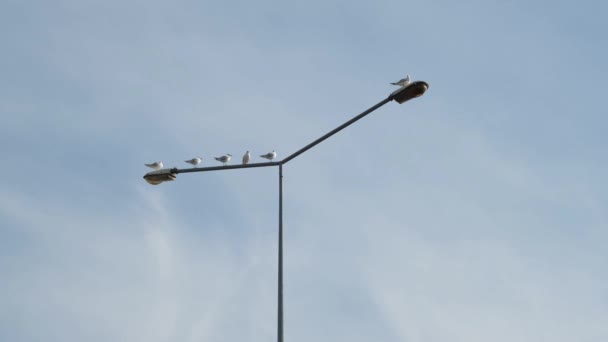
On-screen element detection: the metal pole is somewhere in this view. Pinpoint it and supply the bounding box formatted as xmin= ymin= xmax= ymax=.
xmin=172 ymin=161 xmax=280 ymax=174
xmin=281 ymin=96 xmax=393 ymax=164
xmin=144 ymin=84 xmax=428 ymax=342
xmin=278 ymin=164 xmax=284 ymax=342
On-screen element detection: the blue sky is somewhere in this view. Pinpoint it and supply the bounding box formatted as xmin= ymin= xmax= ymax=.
xmin=1 ymin=0 xmax=607 ymax=341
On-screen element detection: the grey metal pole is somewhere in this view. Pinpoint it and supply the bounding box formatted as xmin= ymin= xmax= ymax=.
xmin=143 ymin=82 xmax=429 ymax=342
xmin=278 ymin=164 xmax=284 ymax=342
xmin=281 ymin=96 xmax=393 ymax=165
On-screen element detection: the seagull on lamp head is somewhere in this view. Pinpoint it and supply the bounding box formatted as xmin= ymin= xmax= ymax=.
xmin=185 ymin=157 xmax=202 ymax=167
xmin=242 ymin=151 xmax=251 ymax=165
xmin=390 ymin=75 xmax=411 ymax=87
xmin=145 ymin=161 xmax=163 ymax=170
xmin=260 ymin=150 xmax=277 ymax=161
xmin=215 ymin=154 xmax=232 ymax=166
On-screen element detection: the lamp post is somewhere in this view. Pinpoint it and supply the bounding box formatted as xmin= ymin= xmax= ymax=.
xmin=143 ymin=80 xmax=429 ymax=342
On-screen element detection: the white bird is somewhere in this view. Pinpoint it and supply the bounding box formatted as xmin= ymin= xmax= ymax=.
xmin=145 ymin=161 xmax=163 ymax=170
xmin=390 ymin=75 xmax=411 ymax=87
xmin=215 ymin=154 xmax=232 ymax=166
xmin=242 ymin=151 xmax=251 ymax=165
xmin=185 ymin=157 xmax=202 ymax=167
xmin=260 ymin=150 xmax=277 ymax=161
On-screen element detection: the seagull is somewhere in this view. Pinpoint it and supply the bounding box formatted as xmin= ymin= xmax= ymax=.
xmin=260 ymin=150 xmax=277 ymax=161
xmin=145 ymin=161 xmax=163 ymax=170
xmin=185 ymin=157 xmax=202 ymax=167
xmin=242 ymin=151 xmax=251 ymax=165
xmin=390 ymin=75 xmax=411 ymax=87
xmin=215 ymin=154 xmax=232 ymax=166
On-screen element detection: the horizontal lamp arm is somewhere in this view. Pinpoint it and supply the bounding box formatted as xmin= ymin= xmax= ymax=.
xmin=172 ymin=161 xmax=281 ymax=174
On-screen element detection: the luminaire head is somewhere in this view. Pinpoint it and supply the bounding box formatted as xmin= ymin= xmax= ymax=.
xmin=143 ymin=168 xmax=177 ymax=185
xmin=391 ymin=81 xmax=429 ymax=104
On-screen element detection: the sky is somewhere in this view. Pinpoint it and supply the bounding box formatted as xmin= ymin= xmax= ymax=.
xmin=1 ymin=0 xmax=607 ymax=341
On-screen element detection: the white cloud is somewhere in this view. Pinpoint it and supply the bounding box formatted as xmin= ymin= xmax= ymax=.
xmin=1 ymin=0 xmax=607 ymax=341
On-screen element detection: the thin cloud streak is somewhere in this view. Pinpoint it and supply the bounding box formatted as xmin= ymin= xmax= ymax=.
xmin=1 ymin=0 xmax=607 ymax=341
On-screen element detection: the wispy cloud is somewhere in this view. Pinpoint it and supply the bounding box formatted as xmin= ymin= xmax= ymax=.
xmin=1 ymin=0 xmax=607 ymax=341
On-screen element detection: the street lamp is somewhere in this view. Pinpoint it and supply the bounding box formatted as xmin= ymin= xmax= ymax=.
xmin=142 ymin=80 xmax=429 ymax=342
xmin=392 ymin=81 xmax=429 ymax=104
xmin=143 ymin=168 xmax=177 ymax=185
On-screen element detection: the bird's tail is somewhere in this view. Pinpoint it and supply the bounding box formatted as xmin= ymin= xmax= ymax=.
xmin=390 ymin=82 xmax=399 ymax=85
